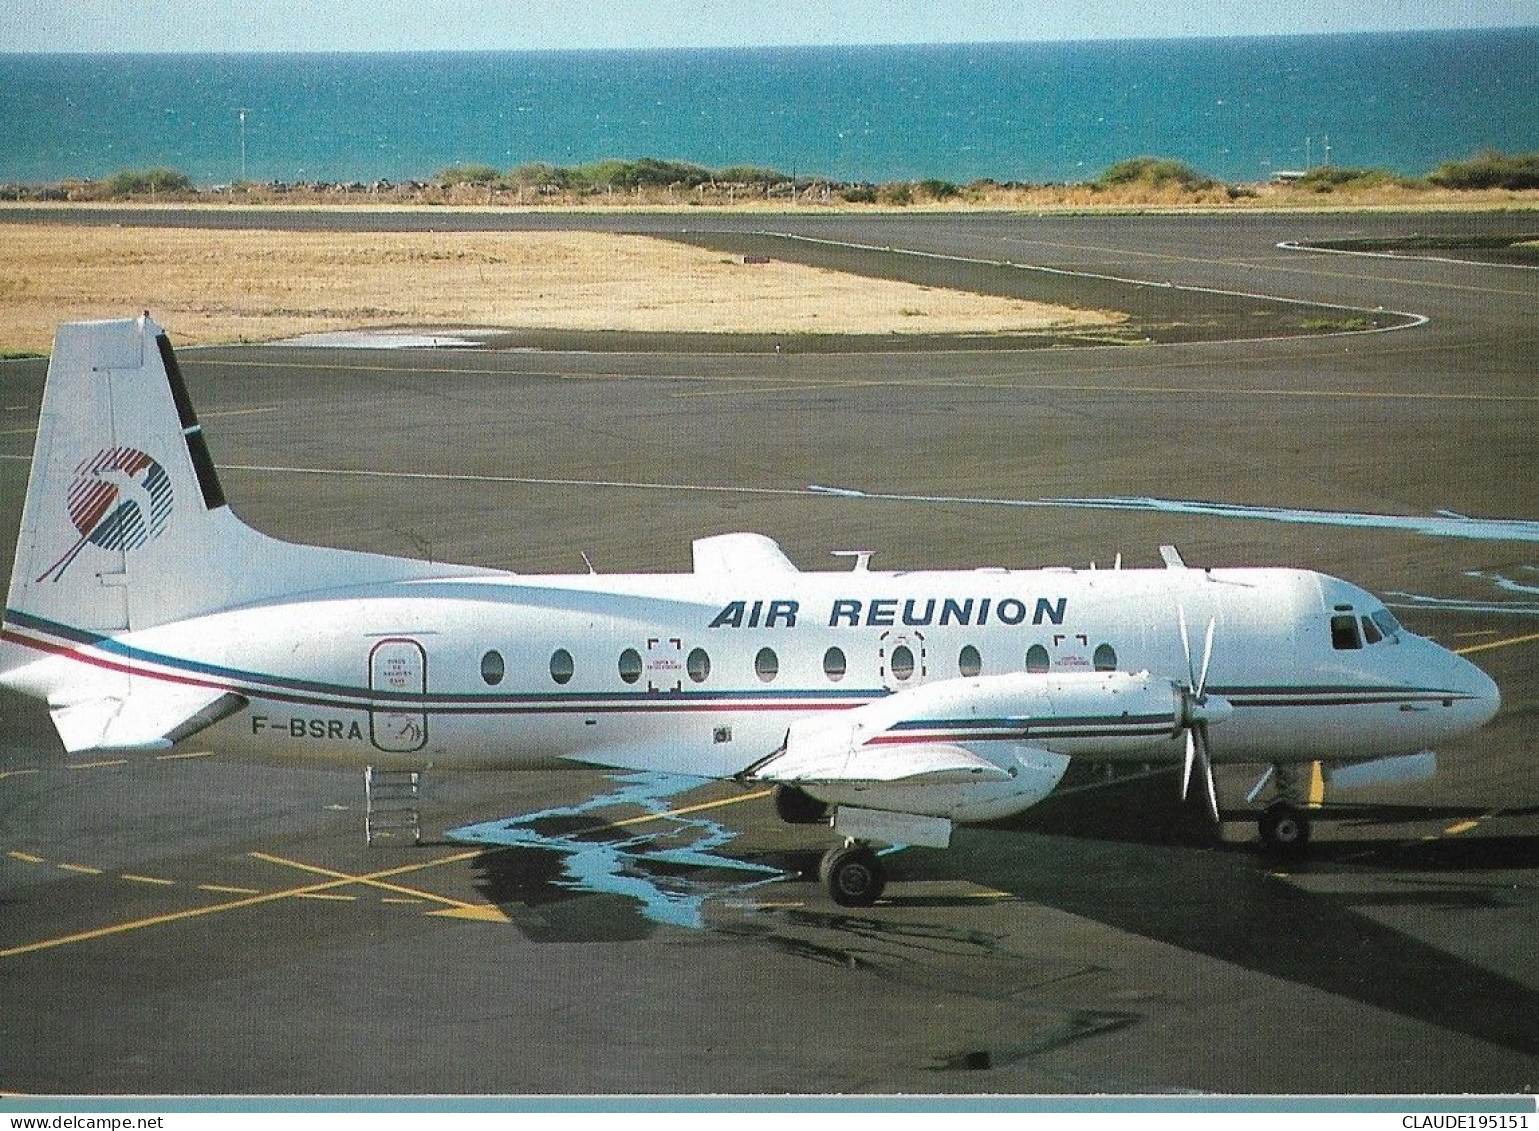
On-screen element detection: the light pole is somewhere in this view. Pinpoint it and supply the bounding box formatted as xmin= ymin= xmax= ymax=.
xmin=237 ymin=107 xmax=250 ymax=183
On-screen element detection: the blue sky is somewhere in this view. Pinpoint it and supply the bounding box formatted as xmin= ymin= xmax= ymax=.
xmin=5 ymin=0 xmax=1538 ymax=52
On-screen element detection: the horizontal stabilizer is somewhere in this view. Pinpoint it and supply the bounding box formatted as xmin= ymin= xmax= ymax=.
xmin=49 ymin=686 xmax=248 ymax=754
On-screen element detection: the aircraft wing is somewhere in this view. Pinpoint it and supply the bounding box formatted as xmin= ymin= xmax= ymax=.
xmin=741 ymin=668 xmax=1183 ymax=787
xmin=746 ymin=734 xmax=1012 ymax=786
xmin=49 ymin=686 xmax=249 ymax=754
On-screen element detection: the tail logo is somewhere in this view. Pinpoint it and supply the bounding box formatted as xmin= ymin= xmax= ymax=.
xmin=36 ymin=447 xmax=174 ymax=582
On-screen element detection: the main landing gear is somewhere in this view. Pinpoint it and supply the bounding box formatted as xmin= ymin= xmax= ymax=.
xmin=818 ymin=840 xmax=886 ymax=907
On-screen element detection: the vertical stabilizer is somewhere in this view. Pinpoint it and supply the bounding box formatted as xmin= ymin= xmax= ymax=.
xmin=5 ymin=316 xmax=491 ymax=650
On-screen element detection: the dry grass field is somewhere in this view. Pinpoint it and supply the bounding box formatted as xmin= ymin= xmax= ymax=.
xmin=0 ymin=225 xmax=1122 ymax=352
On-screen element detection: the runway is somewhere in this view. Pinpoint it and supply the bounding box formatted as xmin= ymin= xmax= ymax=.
xmin=0 ymin=208 xmax=1535 ymax=1095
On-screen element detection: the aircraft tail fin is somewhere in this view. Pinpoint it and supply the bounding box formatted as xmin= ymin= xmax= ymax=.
xmin=4 ymin=316 xmax=487 ymax=668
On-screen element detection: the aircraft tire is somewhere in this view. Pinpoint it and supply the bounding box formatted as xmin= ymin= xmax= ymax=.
xmin=774 ymin=784 xmax=830 ymax=825
xmin=1258 ymin=802 xmax=1311 ymax=857
xmin=823 ymin=844 xmax=885 ymax=907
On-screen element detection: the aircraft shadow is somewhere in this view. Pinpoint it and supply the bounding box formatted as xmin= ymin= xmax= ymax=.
xmin=944 ymin=774 xmax=1539 ymax=1058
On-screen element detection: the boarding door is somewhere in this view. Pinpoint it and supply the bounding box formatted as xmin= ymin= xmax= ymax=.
xmin=369 ymin=638 xmax=428 ymax=753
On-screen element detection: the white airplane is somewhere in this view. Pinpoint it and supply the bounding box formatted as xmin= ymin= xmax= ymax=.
xmin=0 ymin=317 xmax=1502 ymax=905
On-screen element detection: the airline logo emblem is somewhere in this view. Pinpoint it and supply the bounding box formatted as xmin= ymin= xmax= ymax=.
xmin=36 ymin=447 xmax=173 ymax=582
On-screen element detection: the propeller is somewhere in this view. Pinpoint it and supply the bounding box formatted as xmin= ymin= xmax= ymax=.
xmin=1177 ymin=605 xmax=1232 ymax=823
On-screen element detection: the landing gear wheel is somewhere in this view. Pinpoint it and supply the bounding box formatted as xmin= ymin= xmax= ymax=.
xmin=773 ymin=784 xmax=829 ymax=825
xmin=1258 ymin=802 xmax=1311 ymax=857
xmin=820 ymin=843 xmax=885 ymax=907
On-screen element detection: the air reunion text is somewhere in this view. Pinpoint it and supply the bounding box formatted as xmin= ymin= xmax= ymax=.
xmin=708 ymin=596 xmax=1068 ymax=629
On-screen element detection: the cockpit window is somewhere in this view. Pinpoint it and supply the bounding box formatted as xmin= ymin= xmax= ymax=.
xmin=1361 ymin=616 xmax=1383 ymax=645
xmin=1370 ymin=609 xmax=1402 ymax=643
xmin=1330 ymin=614 xmax=1363 ymax=650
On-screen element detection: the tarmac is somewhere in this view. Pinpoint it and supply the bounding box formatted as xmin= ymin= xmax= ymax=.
xmin=0 ymin=208 xmax=1535 ymax=1095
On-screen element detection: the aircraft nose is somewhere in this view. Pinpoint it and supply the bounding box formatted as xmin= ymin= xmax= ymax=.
xmin=1463 ymin=660 xmax=1501 ymax=729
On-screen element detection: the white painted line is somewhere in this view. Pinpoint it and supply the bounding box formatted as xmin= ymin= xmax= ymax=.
xmin=1278 ymin=240 xmax=1539 ymax=272
xmin=742 ymin=228 xmax=1432 ymax=338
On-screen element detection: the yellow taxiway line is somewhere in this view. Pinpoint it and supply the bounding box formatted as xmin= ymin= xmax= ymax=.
xmin=1456 ymin=630 xmax=1539 ymax=656
xmin=247 ymin=850 xmax=507 ymax=921
xmin=0 ymin=786 xmax=772 ymax=959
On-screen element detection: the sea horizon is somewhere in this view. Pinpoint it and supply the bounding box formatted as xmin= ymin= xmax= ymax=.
xmin=2 ymin=27 xmax=1535 ymax=187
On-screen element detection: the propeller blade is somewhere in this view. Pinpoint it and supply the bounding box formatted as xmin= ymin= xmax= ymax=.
xmin=1178 ymin=605 xmax=1195 ymax=689
xmin=1197 ymin=615 xmax=1216 ymax=698
xmin=1181 ymin=728 xmax=1196 ymax=800
xmin=1197 ymin=727 xmax=1221 ymax=824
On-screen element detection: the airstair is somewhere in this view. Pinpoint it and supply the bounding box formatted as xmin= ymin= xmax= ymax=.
xmin=364 ymin=766 xmax=421 ymax=845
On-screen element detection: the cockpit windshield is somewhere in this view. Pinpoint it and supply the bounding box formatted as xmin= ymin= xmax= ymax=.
xmin=1370 ymin=608 xmax=1402 ymax=641
xmin=1330 ymin=606 xmax=1403 ymax=650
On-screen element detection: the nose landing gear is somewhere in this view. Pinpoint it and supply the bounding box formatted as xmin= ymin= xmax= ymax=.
xmin=1253 ymin=763 xmax=1313 ymax=858
xmin=1258 ymin=801 xmax=1312 ymax=857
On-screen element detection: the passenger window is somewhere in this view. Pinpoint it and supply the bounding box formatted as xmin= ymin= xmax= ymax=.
xmin=1093 ymin=643 xmax=1117 ymax=671
xmin=823 ymin=646 xmax=846 ymax=682
xmin=958 ymin=644 xmax=982 ymax=677
xmin=550 ymin=648 xmax=574 ymax=685
xmin=686 ymin=647 xmax=710 ymax=683
xmin=1361 ymin=616 xmax=1383 ymax=646
xmin=1330 ymin=615 xmax=1363 ymax=650
xmin=755 ymin=646 xmax=779 ymax=683
xmin=480 ymin=650 xmax=504 ymax=686
xmin=1026 ymin=644 xmax=1050 ymax=673
xmin=890 ymin=644 xmax=915 ymax=682
xmin=618 ymin=647 xmax=642 ymax=684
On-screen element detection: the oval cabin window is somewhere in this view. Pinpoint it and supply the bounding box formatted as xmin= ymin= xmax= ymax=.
xmin=823 ymin=646 xmax=846 ymax=682
xmin=1093 ymin=643 xmax=1118 ymax=672
xmin=550 ymin=648 xmax=574 ymax=685
xmin=958 ymin=644 xmax=982 ymax=677
xmin=755 ymin=647 xmax=779 ymax=683
xmin=618 ymin=648 xmax=642 ymax=685
xmin=480 ymin=650 xmax=505 ymax=686
xmin=1026 ymin=644 xmax=1050 ymax=673
xmin=686 ymin=647 xmax=711 ymax=683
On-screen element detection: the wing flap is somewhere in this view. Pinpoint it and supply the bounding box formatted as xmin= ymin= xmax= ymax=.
xmin=751 ymin=739 xmax=1012 ymax=786
xmin=49 ymin=686 xmax=248 ymax=754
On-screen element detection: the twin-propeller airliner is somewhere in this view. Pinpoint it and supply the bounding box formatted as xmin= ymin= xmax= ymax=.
xmin=0 ymin=317 xmax=1500 ymax=905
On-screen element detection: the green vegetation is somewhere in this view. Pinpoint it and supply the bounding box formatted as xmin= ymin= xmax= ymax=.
xmin=917 ymin=178 xmax=961 ymax=201
xmin=435 ymin=163 xmax=503 ymax=186
xmin=1428 ymin=150 xmax=1539 ymax=191
xmin=1097 ymin=157 xmax=1213 ymax=190
xmin=1294 ymin=165 xmax=1415 ymax=193
xmin=104 ymin=167 xmax=194 ymax=196
xmin=10 ymin=149 xmax=1539 ymax=207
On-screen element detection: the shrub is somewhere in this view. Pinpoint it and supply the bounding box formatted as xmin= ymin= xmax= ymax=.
xmin=435 ymin=163 xmax=503 ymax=186
xmin=917 ymin=178 xmax=960 ymax=200
xmin=1294 ymin=166 xmax=1400 ymax=193
xmin=105 ymin=167 xmax=193 ymax=196
xmin=1097 ymin=156 xmax=1211 ymax=190
xmin=1428 ymin=151 xmax=1539 ymax=191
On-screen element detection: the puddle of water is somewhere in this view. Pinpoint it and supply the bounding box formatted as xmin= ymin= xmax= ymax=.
xmin=446 ymin=771 xmax=787 ymax=929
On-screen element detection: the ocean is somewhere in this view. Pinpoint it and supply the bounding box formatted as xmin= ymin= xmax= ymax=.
xmin=0 ymin=27 xmax=1535 ymax=187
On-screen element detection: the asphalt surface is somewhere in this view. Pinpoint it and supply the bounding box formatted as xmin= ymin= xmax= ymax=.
xmin=0 ymin=208 xmax=1536 ymax=1096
